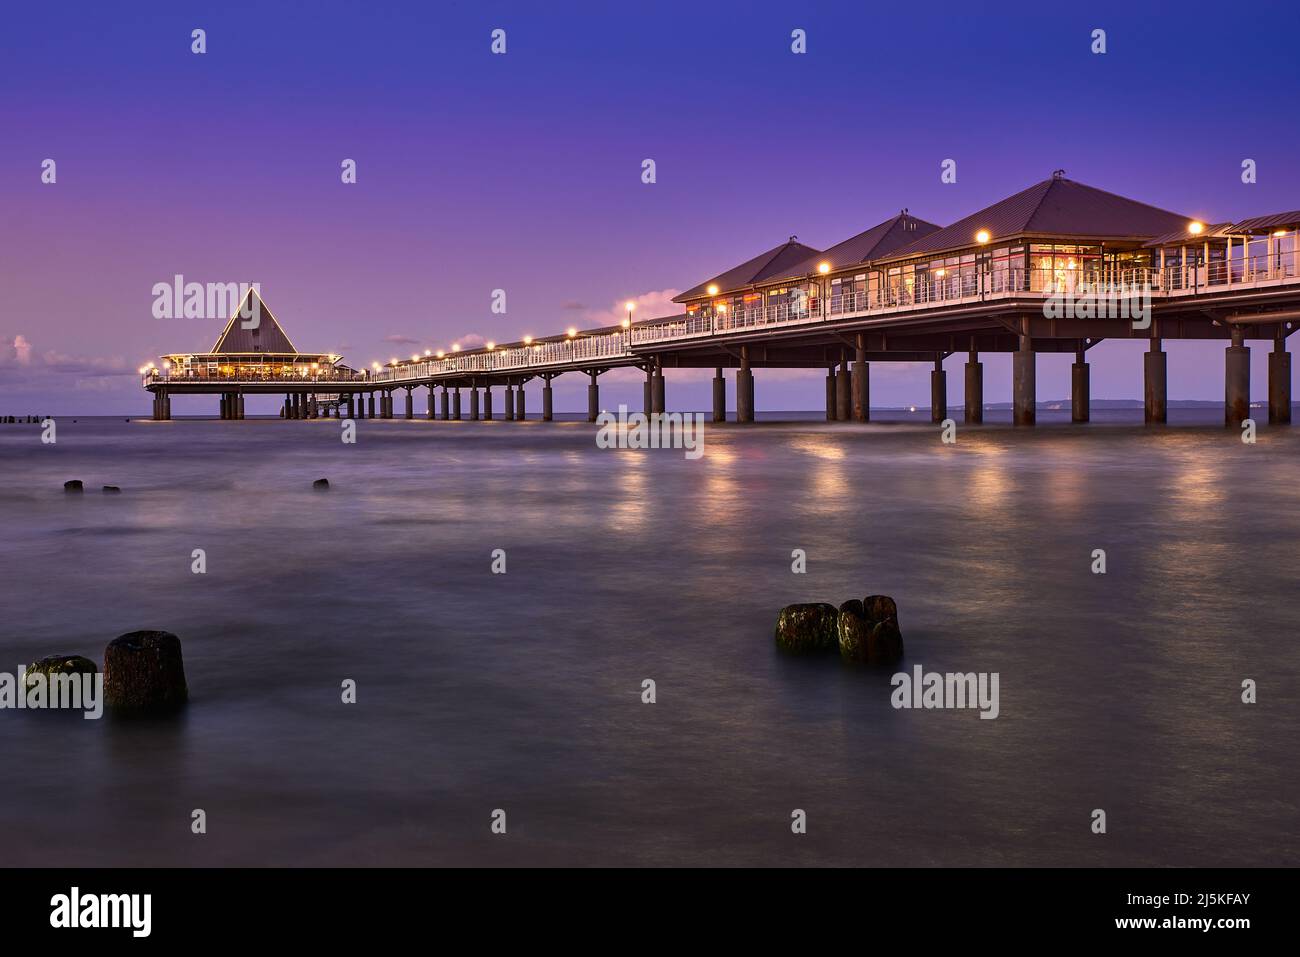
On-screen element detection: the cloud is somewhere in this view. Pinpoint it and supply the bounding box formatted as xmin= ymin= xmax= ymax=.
xmin=579 ymin=289 xmax=682 ymax=329
xmin=11 ymin=335 xmax=32 ymax=365
xmin=451 ymin=334 xmax=485 ymax=350
xmin=561 ymin=300 xmax=587 ymax=311
xmin=383 ymin=334 xmax=422 ymax=345
xmin=0 ymin=335 xmax=133 ymax=378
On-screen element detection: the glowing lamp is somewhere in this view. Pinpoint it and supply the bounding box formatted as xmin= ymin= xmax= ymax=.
xmin=975 ymin=230 xmax=991 ymax=244
xmin=706 ymin=284 xmax=719 ymax=296
xmin=817 ymin=261 xmax=831 ymax=275
xmin=1188 ymin=221 xmax=1205 ymax=235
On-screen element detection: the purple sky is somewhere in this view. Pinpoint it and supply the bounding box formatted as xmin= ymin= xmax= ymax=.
xmin=3 ymin=0 xmax=1299 ymax=414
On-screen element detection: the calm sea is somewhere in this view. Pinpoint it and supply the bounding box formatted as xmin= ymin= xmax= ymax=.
xmin=0 ymin=409 xmax=1296 ymax=866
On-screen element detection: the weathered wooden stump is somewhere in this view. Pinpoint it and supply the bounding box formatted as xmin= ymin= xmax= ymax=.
xmin=104 ymin=631 xmax=188 ymax=712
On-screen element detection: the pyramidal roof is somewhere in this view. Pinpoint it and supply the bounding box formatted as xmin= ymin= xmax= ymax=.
xmin=790 ymin=212 xmax=941 ymax=274
xmin=884 ymin=175 xmax=1191 ymax=261
xmin=209 ymin=287 xmax=299 ymax=354
xmin=674 ymin=238 xmax=822 ymax=302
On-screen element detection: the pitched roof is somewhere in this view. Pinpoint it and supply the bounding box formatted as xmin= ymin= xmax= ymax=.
xmin=210 ymin=287 xmax=299 ymax=354
xmin=1142 ymin=223 xmax=1233 ymax=247
xmin=1230 ymin=210 xmax=1300 ymax=234
xmin=790 ymin=212 xmax=940 ymax=275
xmin=674 ymin=238 xmax=822 ymax=302
xmin=883 ymin=175 xmax=1191 ymax=261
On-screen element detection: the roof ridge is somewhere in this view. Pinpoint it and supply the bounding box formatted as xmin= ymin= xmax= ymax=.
xmin=750 ymin=237 xmax=804 ymax=281
xmin=210 ymin=287 xmax=299 ymax=355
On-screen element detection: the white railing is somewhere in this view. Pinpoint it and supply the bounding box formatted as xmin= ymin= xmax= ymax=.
xmin=143 ymin=367 xmax=367 ymax=387
xmin=369 ymin=330 xmax=633 ymax=384
xmin=145 ymin=247 xmax=1300 ymax=388
xmin=629 ymin=253 xmax=1300 ymax=345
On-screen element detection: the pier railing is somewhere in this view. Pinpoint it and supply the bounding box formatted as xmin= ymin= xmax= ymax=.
xmin=630 ymin=251 xmax=1300 ymax=345
xmin=145 ymin=248 xmax=1299 ymax=388
xmin=143 ymin=366 xmax=368 ymax=387
xmin=367 ymin=329 xmax=634 ymax=384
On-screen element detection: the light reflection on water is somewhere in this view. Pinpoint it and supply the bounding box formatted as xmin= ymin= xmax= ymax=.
xmin=0 ymin=414 xmax=1296 ymax=866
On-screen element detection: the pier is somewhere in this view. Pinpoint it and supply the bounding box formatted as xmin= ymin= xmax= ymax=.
xmin=144 ymin=175 xmax=1299 ymax=426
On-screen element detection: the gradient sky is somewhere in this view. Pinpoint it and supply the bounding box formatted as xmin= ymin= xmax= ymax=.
xmin=3 ymin=0 xmax=1299 ymax=414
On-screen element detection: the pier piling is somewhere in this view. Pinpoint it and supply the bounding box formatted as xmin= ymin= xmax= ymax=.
xmin=712 ymin=367 xmax=726 ymax=423
xmin=852 ymin=338 xmax=869 ymax=422
xmin=1013 ymin=333 xmax=1036 ymax=426
xmin=835 ymin=355 xmax=851 ymax=421
xmin=1269 ymin=332 xmax=1291 ymax=424
xmin=1144 ymin=339 xmax=1167 ymax=424
xmin=965 ymin=349 xmax=983 ymax=423
xmin=930 ymin=356 xmax=947 ymax=424
xmin=1225 ymin=326 xmax=1250 ymax=428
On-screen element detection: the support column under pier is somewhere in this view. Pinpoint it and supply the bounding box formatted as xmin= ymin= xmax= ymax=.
xmin=930 ymin=357 xmax=947 ymax=424
xmin=712 ymin=367 xmax=726 ymax=423
xmin=588 ymin=371 xmax=599 ymax=423
xmin=452 ymin=389 xmax=462 ymax=420
xmin=852 ymin=341 xmax=869 ymax=422
xmin=736 ymin=349 xmax=754 ymax=424
xmin=643 ymin=367 xmax=653 ymax=416
xmin=825 ymin=367 xmax=836 ymax=421
xmin=503 ymin=383 xmax=515 ymax=420
xmin=440 ymin=387 xmax=450 ymax=421
xmin=470 ymin=387 xmax=480 ymax=421
xmin=1269 ymin=334 xmax=1291 ymax=425
xmin=427 ymin=386 xmax=435 ymax=419
xmin=367 ymin=393 xmax=376 ymax=419
xmin=652 ymin=361 xmax=665 ymax=415
xmin=237 ymin=393 xmax=245 ymax=420
xmin=965 ymin=349 xmax=983 ymax=423
xmin=542 ymin=380 xmax=553 ymax=421
xmin=1225 ymin=326 xmax=1250 ymax=428
xmin=484 ymin=386 xmax=494 ymax=421
xmin=1013 ymin=336 xmax=1036 ymax=427
xmin=405 ymin=388 xmax=414 ymax=420
xmin=835 ymin=357 xmax=851 ymax=421
xmin=1144 ymin=339 xmax=1166 ymax=424
xmin=1071 ymin=349 xmax=1090 ymax=423
xmin=516 ymin=384 xmax=526 ymax=420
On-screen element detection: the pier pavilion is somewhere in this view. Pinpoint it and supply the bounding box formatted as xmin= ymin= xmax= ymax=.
xmin=144 ymin=174 xmax=1300 ymax=427
xmin=144 ymin=288 xmax=360 ymax=420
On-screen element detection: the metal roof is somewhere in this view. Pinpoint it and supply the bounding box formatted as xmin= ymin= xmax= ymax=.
xmin=1230 ymin=210 xmax=1300 ymax=234
xmin=674 ymin=238 xmax=822 ymax=302
xmin=881 ymin=176 xmax=1191 ymax=261
xmin=1142 ymin=223 xmax=1234 ymax=247
xmin=788 ymin=212 xmax=940 ymax=275
xmin=209 ymin=288 xmax=299 ymax=354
